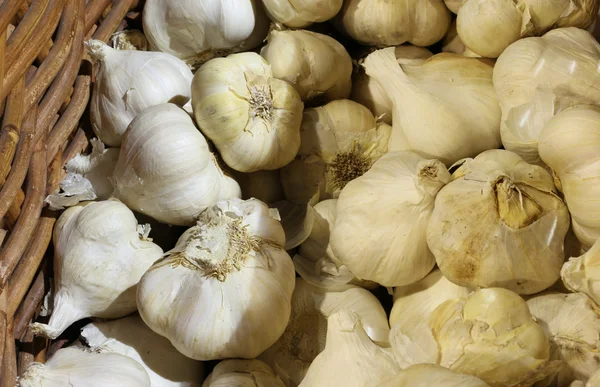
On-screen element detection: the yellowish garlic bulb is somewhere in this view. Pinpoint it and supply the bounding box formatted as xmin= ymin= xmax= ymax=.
xmin=444 ymin=0 xmax=463 ymax=13
xmin=260 ymin=30 xmax=352 ymax=102
xmin=561 ymin=238 xmax=600 ymax=308
xmin=192 ymin=52 xmax=304 ymax=173
xmin=539 ymin=105 xmax=600 ymax=248
xmin=376 ymin=364 xmax=490 ymax=387
xmin=427 ymin=149 xmax=570 ymax=295
xmin=442 ymin=21 xmax=482 ymax=57
xmin=334 ymin=0 xmax=451 ymax=47
xmin=203 ymin=360 xmax=285 ymax=387
xmin=262 ymin=0 xmax=343 ymax=27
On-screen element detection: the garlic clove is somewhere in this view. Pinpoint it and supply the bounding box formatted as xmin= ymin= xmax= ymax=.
xmin=203 ymin=359 xmax=285 ymax=387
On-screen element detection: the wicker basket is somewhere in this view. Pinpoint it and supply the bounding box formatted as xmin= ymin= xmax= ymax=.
xmin=0 ymin=0 xmax=141 ymax=382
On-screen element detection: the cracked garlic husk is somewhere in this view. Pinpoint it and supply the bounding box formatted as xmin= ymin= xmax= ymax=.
xmin=137 ymin=198 xmax=295 ymax=361
xmin=280 ymin=99 xmax=391 ymax=204
xmin=494 ymin=28 xmax=600 ymax=165
xmin=298 ymin=309 xmax=399 ymax=387
xmin=75 ymin=314 xmax=204 ymax=387
xmin=427 ymin=149 xmax=570 ymax=295
xmin=538 ymin=105 xmax=600 ymax=248
xmin=203 ymin=360 xmax=285 ymax=387
xmin=17 ymin=347 xmax=151 ymax=387
xmin=112 ymin=103 xmax=241 ymax=226
xmin=260 ymin=29 xmax=352 ymax=103
xmin=390 ymin=288 xmax=560 ymax=387
xmin=259 ymin=278 xmax=389 ymax=386
xmin=30 ymin=200 xmax=163 ymax=340
xmin=334 ymin=0 xmax=451 ymax=47
xmin=262 ymin=0 xmax=342 ymax=28
xmin=142 ymin=0 xmax=268 ymax=68
xmin=87 ymin=39 xmax=193 ymax=147
xmin=457 ymin=0 xmax=599 ymax=59
xmin=363 ymin=48 xmax=501 ymax=165
xmin=111 ymin=30 xmax=148 ymax=51
xmin=527 ymin=292 xmax=600 ymax=386
xmin=192 ymin=52 xmax=304 ymax=173
xmin=376 ymin=364 xmax=490 ymax=387
xmin=561 ymin=238 xmax=600 ymax=308
xmin=330 ymin=151 xmax=450 ymax=287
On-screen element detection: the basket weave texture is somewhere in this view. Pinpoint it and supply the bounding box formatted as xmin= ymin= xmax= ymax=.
xmin=0 ymin=0 xmax=139 ymax=382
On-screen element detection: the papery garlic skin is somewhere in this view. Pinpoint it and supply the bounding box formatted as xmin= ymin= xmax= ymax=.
xmin=259 ymin=278 xmax=389 ymax=386
xmin=88 ymin=40 xmax=193 ymax=147
xmin=143 ymin=0 xmax=268 ymax=67
xmin=30 ymin=200 xmax=163 ymax=339
xmin=391 ymin=288 xmax=559 ymax=387
xmin=561 ymin=238 xmax=600 ymax=307
xmin=494 ymin=28 xmax=600 ymax=165
xmin=539 ymin=105 xmax=600 ymax=248
xmin=112 ymin=103 xmax=240 ymax=226
xmin=364 ymin=48 xmax=501 ymax=165
xmin=586 ymin=369 xmax=600 ymax=386
xmin=261 ymin=30 xmax=352 ymax=102
xmin=376 ymin=364 xmax=490 ymax=387
xmin=527 ymin=292 xmax=600 ymax=386
xmin=298 ymin=310 xmax=399 ymax=387
xmin=192 ymin=52 xmax=303 ymax=173
xmin=111 ymin=30 xmax=148 ymax=51
xmin=17 ymin=347 xmax=151 ymax=387
xmin=137 ymin=198 xmax=295 ymax=361
xmin=427 ymin=149 xmax=570 ymax=295
xmin=203 ymin=360 xmax=285 ymax=387
xmin=331 ymin=151 xmax=450 ymax=287
xmin=334 ymin=0 xmax=451 ymax=47
xmin=262 ymin=0 xmax=342 ymax=27
xmin=77 ymin=314 xmax=204 ymax=387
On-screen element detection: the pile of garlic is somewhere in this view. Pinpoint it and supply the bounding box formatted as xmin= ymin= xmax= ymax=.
xmin=24 ymin=2 xmax=600 ymax=387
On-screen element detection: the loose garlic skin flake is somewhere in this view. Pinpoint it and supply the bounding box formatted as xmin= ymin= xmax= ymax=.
xmin=137 ymin=199 xmax=295 ymax=361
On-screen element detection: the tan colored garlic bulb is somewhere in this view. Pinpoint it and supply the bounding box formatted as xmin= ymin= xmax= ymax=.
xmin=203 ymin=360 xmax=285 ymax=387
xmin=262 ymin=0 xmax=343 ymax=28
xmin=376 ymin=364 xmax=490 ymax=387
xmin=444 ymin=0 xmax=463 ymax=13
xmin=561 ymin=238 xmax=600 ymax=308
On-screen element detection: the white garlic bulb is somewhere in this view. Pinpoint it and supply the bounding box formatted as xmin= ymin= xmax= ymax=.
xmin=331 ymin=151 xmax=450 ymax=287
xmin=364 ymin=48 xmax=501 ymax=165
xmin=142 ymin=0 xmax=269 ymax=68
xmin=562 ymin=238 xmax=600 ymax=308
xmin=494 ymin=28 xmax=600 ymax=165
xmin=334 ymin=0 xmax=451 ymax=47
xmin=137 ymin=198 xmax=295 ymax=361
xmin=192 ymin=52 xmax=304 ymax=173
xmin=280 ymin=99 xmax=391 ymax=204
xmin=76 ymin=314 xmax=204 ymax=387
xmin=390 ymin=288 xmax=560 ymax=387
xmin=262 ymin=0 xmax=343 ymax=27
xmin=17 ymin=347 xmax=151 ymax=387
xmin=30 ymin=200 xmax=163 ymax=339
xmin=203 ymin=360 xmax=285 ymax=387
xmin=112 ymin=103 xmax=240 ymax=226
xmin=538 ymin=105 xmax=600 ymax=248
xmin=87 ymin=39 xmax=193 ymax=147
xmin=527 ymin=292 xmax=600 ymax=386
xmin=427 ymin=149 xmax=570 ymax=295
xmin=260 ymin=29 xmax=352 ymax=102
xmin=259 ymin=278 xmax=389 ymax=386
xmin=376 ymin=364 xmax=490 ymax=387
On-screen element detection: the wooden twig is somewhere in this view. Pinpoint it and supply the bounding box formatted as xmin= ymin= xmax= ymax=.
xmin=0 ymin=75 xmax=25 ymax=186
xmin=13 ymin=268 xmax=45 ymax=340
xmin=1 ymin=320 xmax=17 ymax=387
xmin=4 ymin=190 xmax=25 ymax=230
xmin=93 ymin=0 xmax=135 ymax=43
xmin=84 ymin=0 xmax=112 ymax=35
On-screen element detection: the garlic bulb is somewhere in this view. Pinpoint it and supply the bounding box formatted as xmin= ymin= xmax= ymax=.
xmin=334 ymin=0 xmax=451 ymax=47
xmin=76 ymin=314 xmax=204 ymax=387
xmin=351 ymin=45 xmax=433 ymax=125
xmin=298 ymin=310 xmax=399 ymax=387
xmin=259 ymin=278 xmax=390 ymax=386
xmin=17 ymin=347 xmax=151 ymax=387
xmin=137 ymin=198 xmax=295 ymax=361
xmin=30 ymin=200 xmax=163 ymax=339
xmin=280 ymin=99 xmax=391 ymax=204
xmin=111 ymin=30 xmax=148 ymax=51
xmin=203 ymin=360 xmax=285 ymax=387
xmin=427 ymin=149 xmax=570 ymax=295
xmin=561 ymin=238 xmax=600 ymax=307
xmin=457 ymin=0 xmax=598 ymax=59
xmin=444 ymin=0 xmax=463 ymax=13
xmin=376 ymin=364 xmax=490 ymax=387
xmin=442 ymin=21 xmax=481 ymax=57
xmin=262 ymin=0 xmax=343 ymax=28
xmin=494 ymin=28 xmax=600 ymax=165
xmin=527 ymin=292 xmax=600 ymax=386
xmin=192 ymin=52 xmax=304 ymax=173
xmin=232 ymin=169 xmax=284 ymax=204
xmin=142 ymin=0 xmax=269 ymax=68
xmin=272 ymin=196 xmax=317 ymax=250
xmin=391 ymin=288 xmax=560 ymax=387
xmin=538 ymin=105 xmax=600 ymax=248
xmin=260 ymin=30 xmax=352 ymax=102
xmin=112 ymin=103 xmax=240 ymax=226
xmin=87 ymin=39 xmax=193 ymax=147
xmin=364 ymin=48 xmax=501 ymax=165
xmin=586 ymin=369 xmax=600 ymax=386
